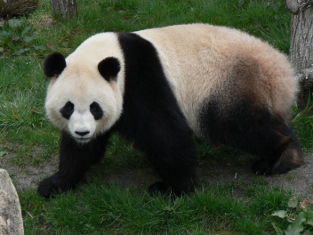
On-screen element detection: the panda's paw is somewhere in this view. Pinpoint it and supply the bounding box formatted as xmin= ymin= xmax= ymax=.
xmin=252 ymin=160 xmax=273 ymax=175
xmin=38 ymin=174 xmax=75 ymax=198
xmin=148 ymin=181 xmax=194 ymax=196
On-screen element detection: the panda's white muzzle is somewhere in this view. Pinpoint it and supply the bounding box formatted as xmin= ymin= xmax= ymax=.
xmin=69 ymin=111 xmax=96 ymax=143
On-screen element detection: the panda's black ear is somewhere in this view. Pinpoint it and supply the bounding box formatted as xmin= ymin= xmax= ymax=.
xmin=98 ymin=57 xmax=121 ymax=82
xmin=44 ymin=52 xmax=66 ymax=78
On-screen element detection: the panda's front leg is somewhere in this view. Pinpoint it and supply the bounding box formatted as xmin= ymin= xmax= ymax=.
xmin=38 ymin=131 xmax=110 ymax=198
xmin=148 ymin=161 xmax=197 ymax=196
xmin=143 ymin=134 xmax=197 ymax=196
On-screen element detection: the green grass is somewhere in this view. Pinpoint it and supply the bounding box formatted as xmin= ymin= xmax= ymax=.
xmin=1 ymin=0 xmax=313 ymax=234
xmin=21 ymin=182 xmax=292 ymax=234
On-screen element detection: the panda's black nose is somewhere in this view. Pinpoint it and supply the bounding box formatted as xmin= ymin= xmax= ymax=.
xmin=75 ymin=131 xmax=90 ymax=136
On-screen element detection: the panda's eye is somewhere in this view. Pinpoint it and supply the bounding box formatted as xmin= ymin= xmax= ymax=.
xmin=90 ymin=102 xmax=103 ymax=120
xmin=60 ymin=101 xmax=74 ymax=119
xmin=66 ymin=103 xmax=74 ymax=112
xmin=90 ymin=103 xmax=99 ymax=112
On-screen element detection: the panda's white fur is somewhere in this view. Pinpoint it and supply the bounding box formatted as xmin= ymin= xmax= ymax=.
xmin=39 ymin=23 xmax=302 ymax=198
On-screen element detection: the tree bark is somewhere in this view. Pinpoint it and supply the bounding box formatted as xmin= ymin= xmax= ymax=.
xmin=50 ymin=0 xmax=77 ymax=19
xmin=286 ymin=0 xmax=313 ymax=14
xmin=287 ymin=0 xmax=313 ymax=107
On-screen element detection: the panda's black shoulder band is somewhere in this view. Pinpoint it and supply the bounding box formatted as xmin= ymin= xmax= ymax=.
xmin=44 ymin=52 xmax=66 ymax=78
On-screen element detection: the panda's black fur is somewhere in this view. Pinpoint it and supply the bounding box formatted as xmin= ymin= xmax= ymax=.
xmin=200 ymin=97 xmax=300 ymax=174
xmin=38 ymin=24 xmax=303 ymax=198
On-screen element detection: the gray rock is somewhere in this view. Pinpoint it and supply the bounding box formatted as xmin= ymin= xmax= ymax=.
xmin=0 ymin=169 xmax=24 ymax=235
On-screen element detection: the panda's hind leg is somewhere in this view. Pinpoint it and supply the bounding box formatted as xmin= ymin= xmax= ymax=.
xmin=199 ymin=98 xmax=303 ymax=175
xmin=248 ymin=113 xmax=303 ymax=175
xmin=252 ymin=130 xmax=303 ymax=175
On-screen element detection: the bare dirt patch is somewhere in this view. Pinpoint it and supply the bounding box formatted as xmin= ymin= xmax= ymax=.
xmin=0 ymin=154 xmax=58 ymax=192
xmin=1 ymin=149 xmax=313 ymax=200
xmin=199 ymin=154 xmax=313 ymax=200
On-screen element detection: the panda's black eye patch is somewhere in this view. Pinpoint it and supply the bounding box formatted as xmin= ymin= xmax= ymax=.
xmin=60 ymin=101 xmax=74 ymax=119
xmin=90 ymin=102 xmax=103 ymax=120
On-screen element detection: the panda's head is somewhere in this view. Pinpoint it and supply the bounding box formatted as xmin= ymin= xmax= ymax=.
xmin=43 ymin=50 xmax=124 ymax=144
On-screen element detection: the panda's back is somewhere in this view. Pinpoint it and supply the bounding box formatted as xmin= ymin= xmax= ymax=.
xmin=135 ymin=24 xmax=296 ymax=134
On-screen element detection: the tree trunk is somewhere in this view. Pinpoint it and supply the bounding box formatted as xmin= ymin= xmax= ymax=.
xmin=50 ymin=0 xmax=77 ymax=19
xmin=287 ymin=0 xmax=313 ymax=108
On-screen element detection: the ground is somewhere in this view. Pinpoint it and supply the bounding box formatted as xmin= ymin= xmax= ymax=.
xmin=1 ymin=147 xmax=313 ymax=200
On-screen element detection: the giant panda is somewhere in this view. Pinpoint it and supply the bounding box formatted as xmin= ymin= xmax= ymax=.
xmin=38 ymin=23 xmax=303 ymax=198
